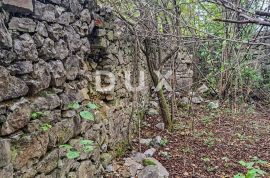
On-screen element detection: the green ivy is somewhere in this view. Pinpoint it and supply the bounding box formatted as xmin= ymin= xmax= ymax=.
xmin=80 ymin=111 xmax=95 ymax=121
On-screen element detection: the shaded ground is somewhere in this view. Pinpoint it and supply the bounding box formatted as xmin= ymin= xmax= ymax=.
xmin=133 ymin=104 xmax=270 ymax=177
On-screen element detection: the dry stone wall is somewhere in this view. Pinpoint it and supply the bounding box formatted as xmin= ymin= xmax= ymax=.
xmin=0 ymin=0 xmax=194 ymax=177
xmin=0 ymin=0 xmax=146 ymax=177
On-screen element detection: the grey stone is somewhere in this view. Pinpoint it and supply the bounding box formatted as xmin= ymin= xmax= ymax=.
xmin=62 ymin=110 xmax=76 ymax=118
xmin=0 ymin=49 xmax=16 ymax=66
xmin=58 ymin=12 xmax=75 ymax=25
xmin=80 ymin=37 xmax=91 ymax=55
xmin=138 ymin=164 xmax=169 ymax=178
xmin=139 ymin=138 xmax=152 ymax=145
xmin=36 ymin=22 xmax=48 ymax=37
xmin=39 ymin=38 xmax=56 ymax=60
xmin=96 ymin=29 xmax=107 ymax=37
xmin=80 ymin=9 xmax=91 ymax=23
xmin=181 ymin=97 xmax=189 ymax=105
xmin=47 ymin=23 xmax=63 ymax=41
xmin=34 ymin=1 xmax=56 ymax=22
xmin=0 ymin=115 xmax=6 ymax=124
xmin=72 ymin=20 xmax=89 ymax=37
xmin=23 ymin=60 xmax=51 ymax=94
xmin=64 ymin=55 xmax=80 ymax=80
xmin=0 ymin=164 xmax=13 ymax=177
xmin=0 ymin=66 xmax=28 ymax=102
xmin=78 ymin=161 xmax=95 ymax=178
xmin=105 ymin=164 xmax=113 ymax=172
xmin=49 ymin=60 xmax=67 ymax=87
xmin=36 ymin=149 xmax=59 ymax=174
xmin=154 ymin=136 xmax=162 ymax=145
xmin=49 ymin=0 xmax=62 ymax=4
xmin=132 ymin=152 xmax=146 ymax=163
xmin=139 ymin=158 xmax=169 ymax=178
xmin=7 ymin=61 xmax=33 ymax=75
xmin=0 ymin=139 xmax=11 ymax=168
xmin=147 ymin=108 xmax=159 ymax=115
xmin=33 ymin=33 xmax=45 ymax=48
xmin=55 ymin=5 xmax=65 ymax=17
xmin=55 ymin=39 xmax=69 ymax=60
xmin=0 ymin=18 xmax=12 ymax=49
xmin=155 ymin=123 xmax=165 ymax=130
xmin=9 ymin=17 xmax=36 ymax=32
xmin=14 ymin=33 xmax=38 ymax=61
xmin=64 ymin=26 xmax=82 ymax=52
xmin=13 ymin=132 xmax=49 ymax=170
xmin=124 ymin=158 xmax=144 ymax=177
xmin=144 ymin=148 xmax=156 ymax=157
xmin=69 ymin=0 xmax=83 ymax=14
xmin=48 ymin=119 xmax=75 ymax=148
xmin=2 ymin=0 xmax=33 ymax=14
xmin=1 ymin=98 xmax=31 ymax=135
xmin=31 ymin=94 xmax=61 ymax=111
xmin=197 ymin=84 xmax=209 ymax=94
xmin=191 ymin=96 xmax=204 ymax=104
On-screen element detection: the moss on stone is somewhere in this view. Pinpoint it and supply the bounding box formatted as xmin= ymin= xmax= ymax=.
xmin=143 ymin=158 xmax=156 ymax=166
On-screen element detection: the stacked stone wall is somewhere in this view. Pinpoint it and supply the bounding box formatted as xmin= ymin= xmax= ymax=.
xmin=0 ymin=0 xmax=146 ymax=177
xmin=0 ymin=0 xmax=193 ymax=177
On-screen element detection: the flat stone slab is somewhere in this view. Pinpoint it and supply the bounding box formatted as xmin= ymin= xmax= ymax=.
xmin=2 ymin=0 xmax=33 ymax=14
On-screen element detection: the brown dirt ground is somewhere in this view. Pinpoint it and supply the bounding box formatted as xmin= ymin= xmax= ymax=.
xmin=132 ymin=104 xmax=270 ymax=178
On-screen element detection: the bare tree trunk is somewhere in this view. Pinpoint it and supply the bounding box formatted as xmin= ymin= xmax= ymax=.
xmin=144 ymin=38 xmax=173 ymax=132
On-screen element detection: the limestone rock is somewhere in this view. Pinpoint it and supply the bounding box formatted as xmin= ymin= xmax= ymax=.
xmin=0 ymin=18 xmax=12 ymax=49
xmin=49 ymin=60 xmax=67 ymax=87
xmin=64 ymin=26 xmax=82 ymax=52
xmin=73 ymin=20 xmax=89 ymax=37
xmin=191 ymin=96 xmax=204 ymax=104
xmin=7 ymin=61 xmax=33 ymax=75
xmin=0 ymin=164 xmax=13 ymax=178
xmin=55 ymin=39 xmax=69 ymax=60
xmin=78 ymin=161 xmax=95 ymax=178
xmin=62 ymin=110 xmax=76 ymax=118
xmin=155 ymin=123 xmax=165 ymax=130
xmin=138 ymin=165 xmax=168 ymax=178
xmin=0 ymin=139 xmax=11 ymax=168
xmin=0 ymin=66 xmax=28 ymax=102
xmin=34 ymin=1 xmax=56 ymax=22
xmin=39 ymin=38 xmax=56 ymax=60
xmin=197 ymin=84 xmax=209 ymax=94
xmin=36 ymin=149 xmax=59 ymax=174
xmin=23 ymin=60 xmax=51 ymax=94
xmin=14 ymin=33 xmax=38 ymax=61
xmin=31 ymin=94 xmax=61 ymax=111
xmin=80 ymin=9 xmax=91 ymax=23
xmin=69 ymin=0 xmax=83 ymax=14
xmin=47 ymin=23 xmax=63 ymax=41
xmin=2 ymin=0 xmax=33 ymax=14
xmin=0 ymin=49 xmax=16 ymax=66
xmin=58 ymin=12 xmax=75 ymax=25
xmin=33 ymin=33 xmax=45 ymax=48
xmin=124 ymin=158 xmax=144 ymax=177
xmin=139 ymin=158 xmax=169 ymax=178
xmin=9 ymin=17 xmax=36 ymax=32
xmin=139 ymin=138 xmax=152 ymax=145
xmin=144 ymin=148 xmax=156 ymax=157
xmin=1 ymin=98 xmax=31 ymax=135
xmin=64 ymin=55 xmax=80 ymax=80
xmin=13 ymin=132 xmax=49 ymax=170
xmin=36 ymin=22 xmax=48 ymax=37
xmin=48 ymin=119 xmax=75 ymax=148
